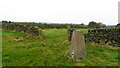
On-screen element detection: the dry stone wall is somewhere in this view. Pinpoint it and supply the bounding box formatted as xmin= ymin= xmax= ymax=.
xmin=2 ymin=23 xmax=42 ymax=36
xmin=67 ymin=26 xmax=75 ymax=41
xmin=84 ymin=28 xmax=120 ymax=47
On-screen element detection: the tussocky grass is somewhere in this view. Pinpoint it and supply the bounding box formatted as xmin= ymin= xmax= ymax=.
xmin=2 ymin=28 xmax=119 ymax=66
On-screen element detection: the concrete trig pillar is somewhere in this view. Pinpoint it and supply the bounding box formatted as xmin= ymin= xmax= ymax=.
xmin=66 ymin=30 xmax=86 ymax=60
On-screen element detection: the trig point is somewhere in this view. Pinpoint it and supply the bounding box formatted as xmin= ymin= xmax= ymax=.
xmin=66 ymin=30 xmax=86 ymax=60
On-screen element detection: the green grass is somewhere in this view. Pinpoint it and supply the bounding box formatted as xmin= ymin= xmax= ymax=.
xmin=0 ymin=30 xmax=2 ymax=66
xmin=75 ymin=28 xmax=89 ymax=34
xmin=2 ymin=28 xmax=119 ymax=66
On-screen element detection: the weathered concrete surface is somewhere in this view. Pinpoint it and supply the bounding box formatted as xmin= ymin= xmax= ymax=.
xmin=66 ymin=30 xmax=86 ymax=60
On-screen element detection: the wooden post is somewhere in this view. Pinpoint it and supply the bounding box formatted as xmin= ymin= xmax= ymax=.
xmin=66 ymin=30 xmax=86 ymax=60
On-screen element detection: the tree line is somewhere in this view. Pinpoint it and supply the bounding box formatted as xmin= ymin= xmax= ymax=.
xmin=1 ymin=20 xmax=119 ymax=29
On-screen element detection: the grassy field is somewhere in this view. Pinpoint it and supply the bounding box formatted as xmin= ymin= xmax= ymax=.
xmin=0 ymin=29 xmax=2 ymax=66
xmin=1 ymin=28 xmax=119 ymax=66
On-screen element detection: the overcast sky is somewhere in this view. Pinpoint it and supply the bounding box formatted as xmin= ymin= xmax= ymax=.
xmin=0 ymin=0 xmax=119 ymax=25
